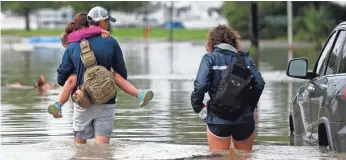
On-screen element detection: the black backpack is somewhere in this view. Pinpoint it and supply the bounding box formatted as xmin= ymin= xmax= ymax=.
xmin=211 ymin=53 xmax=252 ymax=119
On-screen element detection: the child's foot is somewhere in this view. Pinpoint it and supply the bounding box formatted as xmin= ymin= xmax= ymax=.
xmin=138 ymin=90 xmax=154 ymax=107
xmin=48 ymin=102 xmax=63 ymax=118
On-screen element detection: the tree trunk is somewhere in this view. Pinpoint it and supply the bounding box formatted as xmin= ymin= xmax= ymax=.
xmin=24 ymin=7 xmax=30 ymax=31
xmin=250 ymin=2 xmax=259 ymax=67
xmin=169 ymin=1 xmax=174 ymax=42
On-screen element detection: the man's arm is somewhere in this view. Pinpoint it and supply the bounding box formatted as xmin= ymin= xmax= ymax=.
xmin=112 ymin=39 xmax=127 ymax=79
xmin=57 ymin=47 xmax=74 ymax=86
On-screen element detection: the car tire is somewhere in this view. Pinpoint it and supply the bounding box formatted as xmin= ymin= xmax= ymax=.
xmin=318 ymin=124 xmax=329 ymax=146
xmin=289 ymin=115 xmax=294 ymax=132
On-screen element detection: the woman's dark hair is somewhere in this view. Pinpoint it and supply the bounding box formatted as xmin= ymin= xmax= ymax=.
xmin=61 ymin=12 xmax=88 ymax=47
xmin=206 ymin=24 xmax=241 ymax=52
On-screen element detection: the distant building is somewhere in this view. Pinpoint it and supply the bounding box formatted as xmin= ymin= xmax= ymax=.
xmin=2 ymin=3 xmax=228 ymax=30
xmin=110 ymin=1 xmax=229 ymax=29
xmin=34 ymin=6 xmax=74 ymax=29
xmin=1 ymin=6 xmax=74 ymax=30
xmin=146 ymin=1 xmax=229 ymax=29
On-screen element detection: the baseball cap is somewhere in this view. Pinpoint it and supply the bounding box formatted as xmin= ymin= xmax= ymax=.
xmin=87 ymin=6 xmax=116 ymax=23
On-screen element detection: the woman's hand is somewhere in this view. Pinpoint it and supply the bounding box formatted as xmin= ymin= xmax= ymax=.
xmin=101 ymin=29 xmax=110 ymax=38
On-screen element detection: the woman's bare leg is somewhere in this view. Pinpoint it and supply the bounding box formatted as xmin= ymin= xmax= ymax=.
xmin=206 ymin=126 xmax=232 ymax=151
xmin=233 ymin=130 xmax=255 ymax=151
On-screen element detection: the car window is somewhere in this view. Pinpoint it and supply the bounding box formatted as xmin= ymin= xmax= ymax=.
xmin=325 ymin=31 xmax=346 ymax=75
xmin=316 ymin=32 xmax=337 ymax=75
xmin=337 ymin=31 xmax=346 ymax=73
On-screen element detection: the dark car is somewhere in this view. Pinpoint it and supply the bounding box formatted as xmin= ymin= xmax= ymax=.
xmin=287 ymin=21 xmax=346 ymax=152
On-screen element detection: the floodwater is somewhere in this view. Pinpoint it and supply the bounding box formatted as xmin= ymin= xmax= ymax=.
xmin=1 ymin=39 xmax=345 ymax=159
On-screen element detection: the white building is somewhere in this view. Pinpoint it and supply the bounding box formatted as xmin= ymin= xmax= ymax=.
xmin=110 ymin=1 xmax=228 ymax=29
xmin=146 ymin=1 xmax=228 ymax=29
xmin=175 ymin=1 xmax=228 ymax=29
xmin=34 ymin=6 xmax=74 ymax=29
xmin=1 ymin=6 xmax=74 ymax=30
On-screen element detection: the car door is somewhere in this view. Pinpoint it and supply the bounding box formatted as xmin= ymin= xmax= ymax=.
xmin=329 ymin=31 xmax=346 ymax=152
xmin=309 ymin=30 xmax=346 ymax=143
xmin=294 ymin=31 xmax=337 ymax=140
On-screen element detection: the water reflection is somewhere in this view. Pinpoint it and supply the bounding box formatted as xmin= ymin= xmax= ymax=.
xmin=1 ymin=40 xmax=337 ymax=159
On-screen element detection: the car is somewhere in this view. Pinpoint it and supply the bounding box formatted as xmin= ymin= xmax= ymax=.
xmin=287 ymin=21 xmax=346 ymax=152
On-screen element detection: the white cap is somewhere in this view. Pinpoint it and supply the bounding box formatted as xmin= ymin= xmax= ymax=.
xmin=87 ymin=6 xmax=116 ymax=23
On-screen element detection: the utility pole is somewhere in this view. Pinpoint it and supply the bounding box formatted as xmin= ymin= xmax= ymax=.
xmin=250 ymin=2 xmax=259 ymax=67
xmin=287 ymin=1 xmax=293 ymax=62
xmin=287 ymin=1 xmax=293 ymax=117
xmin=144 ymin=4 xmax=150 ymax=40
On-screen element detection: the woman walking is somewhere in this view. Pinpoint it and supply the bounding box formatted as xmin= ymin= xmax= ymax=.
xmin=191 ymin=25 xmax=265 ymax=152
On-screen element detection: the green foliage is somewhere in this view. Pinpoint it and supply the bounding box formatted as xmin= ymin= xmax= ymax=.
xmin=293 ymin=5 xmax=334 ymax=48
xmin=258 ymin=2 xmax=287 ymax=39
xmin=222 ymin=1 xmax=288 ymax=39
xmin=221 ymin=1 xmax=346 ymax=44
xmin=221 ymin=1 xmax=250 ymax=38
xmin=258 ymin=1 xmax=286 ymax=15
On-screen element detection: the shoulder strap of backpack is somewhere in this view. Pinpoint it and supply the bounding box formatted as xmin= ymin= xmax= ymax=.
xmin=80 ymin=39 xmax=96 ymax=69
xmin=236 ymin=53 xmax=246 ymax=67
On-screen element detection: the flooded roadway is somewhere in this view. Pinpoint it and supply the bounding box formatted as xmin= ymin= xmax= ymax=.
xmin=1 ymin=40 xmax=345 ymax=159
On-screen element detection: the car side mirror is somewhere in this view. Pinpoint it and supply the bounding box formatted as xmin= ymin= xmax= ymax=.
xmin=286 ymin=58 xmax=308 ymax=79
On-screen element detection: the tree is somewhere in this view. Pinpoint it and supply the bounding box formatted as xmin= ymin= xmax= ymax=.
xmin=222 ymin=2 xmax=250 ymax=38
xmin=222 ymin=1 xmax=288 ymax=39
xmin=294 ymin=5 xmax=334 ymax=49
xmin=221 ymin=1 xmax=346 ymax=41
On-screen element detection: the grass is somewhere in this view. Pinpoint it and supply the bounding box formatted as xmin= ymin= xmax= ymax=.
xmin=1 ymin=28 xmax=210 ymax=41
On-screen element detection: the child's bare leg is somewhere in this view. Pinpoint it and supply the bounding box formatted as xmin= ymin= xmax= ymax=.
xmin=58 ymin=74 xmax=77 ymax=104
xmin=114 ymin=72 xmax=138 ymax=97
xmin=48 ymin=74 xmax=76 ymax=118
xmin=113 ymin=72 xmax=153 ymax=107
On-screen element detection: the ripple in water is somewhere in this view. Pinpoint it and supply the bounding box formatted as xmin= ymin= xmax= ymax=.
xmin=1 ymin=140 xmax=345 ymax=160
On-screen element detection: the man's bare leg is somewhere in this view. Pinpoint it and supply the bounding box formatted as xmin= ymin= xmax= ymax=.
xmin=95 ymin=135 xmax=110 ymax=144
xmin=74 ymin=138 xmax=87 ymax=144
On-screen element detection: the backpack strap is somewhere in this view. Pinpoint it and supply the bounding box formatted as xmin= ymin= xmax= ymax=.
xmin=236 ymin=53 xmax=246 ymax=67
xmin=80 ymin=39 xmax=96 ymax=68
